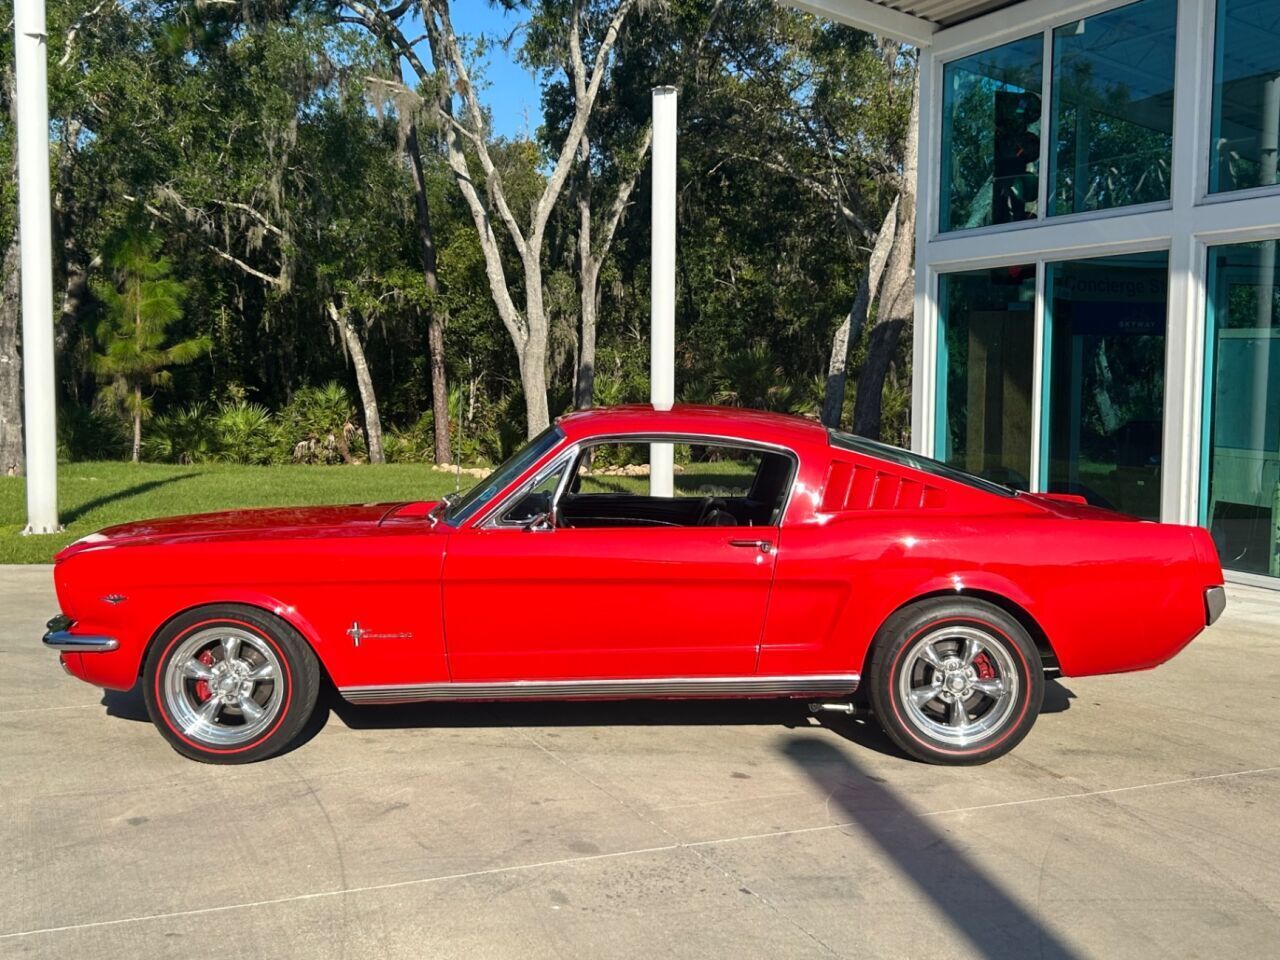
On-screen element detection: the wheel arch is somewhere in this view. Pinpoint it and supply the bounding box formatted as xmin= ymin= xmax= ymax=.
xmin=862 ymin=587 xmax=1059 ymax=676
xmin=139 ymin=598 xmax=335 ymax=687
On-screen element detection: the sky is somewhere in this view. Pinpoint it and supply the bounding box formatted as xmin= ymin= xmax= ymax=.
xmin=410 ymin=4 xmax=546 ymax=141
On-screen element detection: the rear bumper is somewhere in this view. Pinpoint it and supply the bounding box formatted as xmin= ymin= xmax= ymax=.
xmin=42 ymin=615 xmax=119 ymax=653
xmin=1204 ymin=586 xmax=1227 ymax=626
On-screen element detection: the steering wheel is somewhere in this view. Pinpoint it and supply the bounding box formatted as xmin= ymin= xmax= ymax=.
xmin=697 ymin=497 xmax=736 ymax=527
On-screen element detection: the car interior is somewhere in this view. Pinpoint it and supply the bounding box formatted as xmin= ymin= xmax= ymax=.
xmin=501 ymin=443 xmax=795 ymax=529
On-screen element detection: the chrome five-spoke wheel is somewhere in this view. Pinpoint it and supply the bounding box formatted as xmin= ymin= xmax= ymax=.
xmin=868 ymin=598 xmax=1044 ymax=765
xmin=897 ymin=625 xmax=1018 ymax=748
xmin=144 ymin=606 xmax=320 ymax=763
xmin=163 ymin=627 xmax=284 ymax=747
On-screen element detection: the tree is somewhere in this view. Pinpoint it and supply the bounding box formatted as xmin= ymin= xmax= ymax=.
xmin=0 ymin=52 xmax=21 ymax=475
xmin=525 ymin=0 xmax=728 ymax=409
xmin=91 ymin=226 xmax=210 ymax=462
xmin=344 ymin=0 xmax=645 ymax=438
xmin=852 ymin=57 xmax=918 ymax=442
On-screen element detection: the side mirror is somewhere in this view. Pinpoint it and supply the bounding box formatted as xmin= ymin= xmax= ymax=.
xmin=505 ymin=489 xmax=551 ymax=525
xmin=525 ymin=507 xmax=556 ymax=532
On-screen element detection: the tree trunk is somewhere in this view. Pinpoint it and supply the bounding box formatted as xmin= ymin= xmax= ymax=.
xmin=329 ymin=302 xmax=385 ymax=464
xmin=852 ymin=318 xmax=905 ymax=440
xmin=0 ymin=234 xmax=24 ymax=476
xmin=132 ymin=385 xmax=142 ymax=463
xmin=852 ymin=63 xmax=919 ymax=442
xmin=521 ymin=285 xmax=551 ymax=436
xmin=1 ymin=64 xmax=24 ymax=477
xmin=404 ymin=121 xmax=451 ymax=465
xmin=576 ymin=260 xmax=600 ymax=409
xmin=575 ymin=135 xmax=598 ymax=411
xmin=822 ymin=198 xmax=898 ymax=427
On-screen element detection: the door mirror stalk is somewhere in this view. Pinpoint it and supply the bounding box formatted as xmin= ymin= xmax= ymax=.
xmin=525 ymin=509 xmax=556 ymax=532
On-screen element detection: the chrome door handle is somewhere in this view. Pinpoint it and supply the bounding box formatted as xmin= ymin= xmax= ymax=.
xmin=729 ymin=539 xmax=774 ymax=554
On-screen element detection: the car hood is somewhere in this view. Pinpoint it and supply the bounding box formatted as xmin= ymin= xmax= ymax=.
xmin=55 ymin=502 xmax=430 ymax=559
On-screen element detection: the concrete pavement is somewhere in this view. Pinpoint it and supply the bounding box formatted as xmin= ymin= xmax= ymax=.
xmin=3 ymin=564 xmax=1278 ymax=959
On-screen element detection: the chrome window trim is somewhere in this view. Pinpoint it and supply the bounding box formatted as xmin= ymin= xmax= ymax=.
xmin=446 ymin=426 xmax=565 ymax=528
xmin=483 ymin=447 xmax=580 ymax=529
xmin=340 ymin=673 xmax=860 ymax=704
xmin=476 ymin=432 xmax=800 ymax=532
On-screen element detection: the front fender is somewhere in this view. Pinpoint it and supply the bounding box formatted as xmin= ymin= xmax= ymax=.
xmin=56 ymin=584 xmax=330 ymax=692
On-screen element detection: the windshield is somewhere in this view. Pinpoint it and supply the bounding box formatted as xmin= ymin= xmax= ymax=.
xmin=828 ymin=429 xmax=1017 ymax=498
xmin=444 ymin=426 xmax=564 ymax=525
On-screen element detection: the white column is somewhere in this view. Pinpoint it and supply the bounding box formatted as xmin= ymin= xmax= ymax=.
xmin=14 ymin=0 xmax=60 ymax=534
xmin=910 ymin=51 xmax=935 ymax=455
xmin=650 ymin=86 xmax=677 ymax=497
xmin=1161 ymin=0 xmax=1215 ymax=525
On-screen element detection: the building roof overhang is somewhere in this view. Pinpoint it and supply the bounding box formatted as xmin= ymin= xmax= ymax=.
xmin=784 ymin=0 xmax=1023 ymax=47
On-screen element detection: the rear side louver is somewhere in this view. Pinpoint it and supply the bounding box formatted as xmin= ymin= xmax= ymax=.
xmin=821 ymin=460 xmax=947 ymax=512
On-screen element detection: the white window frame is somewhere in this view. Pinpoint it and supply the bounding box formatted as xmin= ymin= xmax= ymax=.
xmin=914 ymin=0 xmax=1280 ymax=589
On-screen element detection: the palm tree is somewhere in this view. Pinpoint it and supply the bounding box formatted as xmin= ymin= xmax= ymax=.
xmin=92 ymin=227 xmax=210 ymax=462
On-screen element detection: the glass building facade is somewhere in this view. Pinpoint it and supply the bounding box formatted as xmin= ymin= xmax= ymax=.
xmin=915 ymin=0 xmax=1280 ymax=585
xmin=1204 ymin=241 xmax=1280 ymax=576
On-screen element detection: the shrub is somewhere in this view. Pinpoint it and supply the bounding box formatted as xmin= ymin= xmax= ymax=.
xmin=143 ymin=402 xmax=220 ymax=464
xmin=276 ymin=382 xmax=363 ymax=464
xmin=386 ymin=412 xmax=435 ymax=464
xmin=214 ymin=402 xmax=280 ymax=465
xmin=59 ymin=405 xmax=131 ymax=461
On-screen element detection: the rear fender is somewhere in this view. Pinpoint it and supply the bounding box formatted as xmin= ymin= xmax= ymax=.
xmin=861 ymin=570 xmax=1048 ymax=674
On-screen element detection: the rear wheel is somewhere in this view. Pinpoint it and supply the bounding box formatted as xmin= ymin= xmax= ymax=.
xmin=143 ymin=605 xmax=320 ymax=764
xmin=868 ymin=598 xmax=1043 ymax=765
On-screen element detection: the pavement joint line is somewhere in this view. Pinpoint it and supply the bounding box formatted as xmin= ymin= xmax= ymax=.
xmin=0 ymin=702 xmax=99 ymax=716
xmin=4 ymin=763 xmax=1278 ymax=942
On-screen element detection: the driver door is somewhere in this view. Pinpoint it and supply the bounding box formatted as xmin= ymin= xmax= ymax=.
xmin=441 ymin=440 xmax=783 ymax=681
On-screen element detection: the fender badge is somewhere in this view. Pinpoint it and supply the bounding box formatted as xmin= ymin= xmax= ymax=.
xmin=347 ymin=621 xmax=413 ymax=648
xmin=101 ymin=594 xmax=128 ymax=605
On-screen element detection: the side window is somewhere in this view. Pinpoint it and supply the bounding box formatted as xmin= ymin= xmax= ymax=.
xmin=561 ymin=441 xmax=793 ymax=529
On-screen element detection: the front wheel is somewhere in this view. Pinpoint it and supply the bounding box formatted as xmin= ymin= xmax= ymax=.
xmin=143 ymin=605 xmax=321 ymax=764
xmin=867 ymin=598 xmax=1043 ymax=765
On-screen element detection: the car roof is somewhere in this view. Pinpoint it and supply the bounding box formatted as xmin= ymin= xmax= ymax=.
xmin=555 ymin=404 xmax=829 ymax=449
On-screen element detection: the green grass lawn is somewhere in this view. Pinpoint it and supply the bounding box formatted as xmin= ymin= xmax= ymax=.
xmin=0 ymin=462 xmax=462 ymax=564
xmin=0 ymin=459 xmax=761 ymax=564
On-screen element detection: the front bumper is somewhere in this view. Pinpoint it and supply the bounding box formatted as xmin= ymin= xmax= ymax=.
xmin=42 ymin=614 xmax=118 ymax=653
xmin=1204 ymin=586 xmax=1227 ymax=626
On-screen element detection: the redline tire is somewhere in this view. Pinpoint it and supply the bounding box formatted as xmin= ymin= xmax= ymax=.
xmin=143 ymin=604 xmax=320 ymax=764
xmin=868 ymin=598 xmax=1044 ymax=765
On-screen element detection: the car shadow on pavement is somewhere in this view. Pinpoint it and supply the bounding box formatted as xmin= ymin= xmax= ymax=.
xmin=781 ymin=735 xmax=1081 ymax=959
xmin=330 ymin=695 xmax=817 ymax=732
xmin=817 ymin=677 xmax=1076 ymax=760
xmin=99 ymin=676 xmax=1075 ymax=766
xmin=100 ymin=679 xmax=333 ymax=753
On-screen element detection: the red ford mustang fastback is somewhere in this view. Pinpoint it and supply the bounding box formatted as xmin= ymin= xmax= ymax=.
xmin=44 ymin=405 xmax=1225 ymax=765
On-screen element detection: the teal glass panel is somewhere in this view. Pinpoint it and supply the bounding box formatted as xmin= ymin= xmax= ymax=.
xmin=1045 ymin=252 xmax=1168 ymax=519
xmin=1049 ymin=0 xmax=1177 ymax=215
xmin=1204 ymin=241 xmax=1280 ymax=578
xmin=940 ymin=36 xmax=1043 ymax=232
xmin=937 ymin=266 xmax=1037 ymax=490
xmin=1210 ymin=1 xmax=1280 ymax=194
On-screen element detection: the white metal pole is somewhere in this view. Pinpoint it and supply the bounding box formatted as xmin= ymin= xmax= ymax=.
xmin=650 ymin=86 xmax=677 ymax=497
xmin=14 ymin=0 xmax=60 ymax=534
